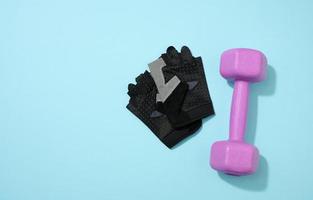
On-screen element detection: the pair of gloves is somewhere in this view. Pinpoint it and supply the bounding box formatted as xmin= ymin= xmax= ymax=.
xmin=127 ymin=46 xmax=215 ymax=148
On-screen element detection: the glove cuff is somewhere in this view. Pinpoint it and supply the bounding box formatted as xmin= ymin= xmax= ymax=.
xmin=126 ymin=103 xmax=202 ymax=148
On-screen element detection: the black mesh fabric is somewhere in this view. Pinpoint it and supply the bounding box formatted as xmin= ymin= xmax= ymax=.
xmin=127 ymin=71 xmax=202 ymax=148
xmin=158 ymin=46 xmax=215 ymax=127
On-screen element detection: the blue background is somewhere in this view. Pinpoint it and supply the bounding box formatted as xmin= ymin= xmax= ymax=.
xmin=1 ymin=0 xmax=313 ymax=199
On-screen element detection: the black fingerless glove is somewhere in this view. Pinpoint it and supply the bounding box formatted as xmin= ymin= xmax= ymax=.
xmin=127 ymin=46 xmax=215 ymax=148
xmin=156 ymin=46 xmax=215 ymax=128
xmin=158 ymin=46 xmax=214 ymax=127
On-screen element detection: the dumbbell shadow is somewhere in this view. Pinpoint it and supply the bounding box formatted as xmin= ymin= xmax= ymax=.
xmin=222 ymin=65 xmax=276 ymax=191
xmin=245 ymin=65 xmax=276 ymax=144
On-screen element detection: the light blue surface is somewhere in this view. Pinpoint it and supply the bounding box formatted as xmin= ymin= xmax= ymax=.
xmin=1 ymin=0 xmax=313 ymax=199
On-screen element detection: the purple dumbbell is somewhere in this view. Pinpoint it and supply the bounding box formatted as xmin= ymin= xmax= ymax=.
xmin=210 ymin=48 xmax=267 ymax=176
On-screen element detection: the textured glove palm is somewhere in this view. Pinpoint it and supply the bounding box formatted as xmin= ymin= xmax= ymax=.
xmin=127 ymin=71 xmax=202 ymax=148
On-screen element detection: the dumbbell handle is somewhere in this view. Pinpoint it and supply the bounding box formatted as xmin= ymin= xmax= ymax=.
xmin=229 ymin=80 xmax=249 ymax=141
